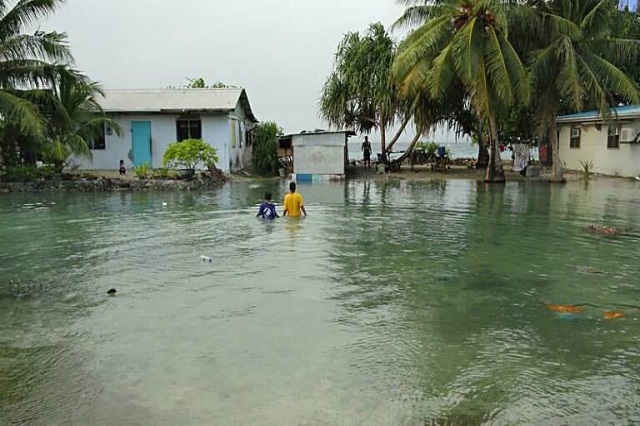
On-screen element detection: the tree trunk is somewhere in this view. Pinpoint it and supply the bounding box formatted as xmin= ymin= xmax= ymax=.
xmin=380 ymin=123 xmax=386 ymax=163
xmin=384 ymin=115 xmax=412 ymax=154
xmin=484 ymin=114 xmax=505 ymax=183
xmin=476 ymin=142 xmax=489 ymax=169
xmin=394 ymin=132 xmax=422 ymax=165
xmin=549 ymin=116 xmax=565 ymax=182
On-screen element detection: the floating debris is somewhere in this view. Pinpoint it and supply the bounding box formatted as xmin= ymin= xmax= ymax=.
xmin=577 ymin=265 xmax=604 ymax=275
xmin=604 ymin=311 xmax=624 ymax=320
xmin=546 ymin=304 xmax=585 ymax=314
xmin=583 ymin=224 xmax=627 ymax=235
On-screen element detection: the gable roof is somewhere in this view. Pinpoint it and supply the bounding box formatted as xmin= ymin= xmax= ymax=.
xmin=557 ymin=104 xmax=640 ymax=124
xmin=98 ymin=88 xmax=257 ymax=122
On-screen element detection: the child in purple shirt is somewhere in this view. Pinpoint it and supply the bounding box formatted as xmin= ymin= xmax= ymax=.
xmin=257 ymin=191 xmax=279 ymax=219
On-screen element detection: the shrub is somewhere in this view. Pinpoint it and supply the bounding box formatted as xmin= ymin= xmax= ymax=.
xmin=151 ymin=167 xmax=171 ymax=180
xmin=162 ymin=139 xmax=219 ymax=170
xmin=416 ymin=141 xmax=439 ymax=156
xmin=133 ymin=163 xmax=150 ymax=179
xmin=1 ymin=165 xmax=56 ymax=182
xmin=252 ymin=122 xmax=283 ymax=176
xmin=579 ymin=159 xmax=594 ymax=180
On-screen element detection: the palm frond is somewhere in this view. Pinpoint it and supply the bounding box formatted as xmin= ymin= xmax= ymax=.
xmin=391 ymin=5 xmax=431 ymax=30
xmin=581 ymin=52 xmax=640 ymax=106
xmin=0 ymin=0 xmax=64 ymax=40
xmin=556 ymin=36 xmax=586 ymax=110
xmin=0 ymin=88 xmax=43 ymax=136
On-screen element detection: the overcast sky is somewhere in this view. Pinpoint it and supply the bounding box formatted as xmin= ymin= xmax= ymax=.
xmin=42 ymin=0 xmax=407 ymax=135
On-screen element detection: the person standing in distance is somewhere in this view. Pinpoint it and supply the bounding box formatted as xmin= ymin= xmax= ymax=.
xmin=361 ymin=136 xmax=372 ymax=169
xmin=283 ymin=181 xmax=307 ymax=217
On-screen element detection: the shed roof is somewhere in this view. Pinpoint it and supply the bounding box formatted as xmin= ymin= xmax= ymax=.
xmin=557 ymin=104 xmax=640 ymax=123
xmin=279 ymin=130 xmax=356 ymax=139
xmin=97 ymin=88 xmax=257 ymax=122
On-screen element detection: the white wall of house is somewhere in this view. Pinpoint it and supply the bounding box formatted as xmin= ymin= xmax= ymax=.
xmin=292 ymin=133 xmax=348 ymax=175
xmin=228 ymin=102 xmax=249 ymax=171
xmin=559 ymin=121 xmax=640 ymax=177
xmin=71 ymin=113 xmax=234 ymax=172
xmin=202 ymin=114 xmax=230 ymax=172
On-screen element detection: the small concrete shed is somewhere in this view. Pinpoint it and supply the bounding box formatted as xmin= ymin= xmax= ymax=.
xmin=278 ymin=130 xmax=355 ymax=180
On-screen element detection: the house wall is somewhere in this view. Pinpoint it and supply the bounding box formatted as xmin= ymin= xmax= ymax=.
xmin=70 ymin=113 xmax=233 ymax=172
xmin=228 ymin=101 xmax=249 ymax=171
xmin=559 ymin=121 xmax=640 ymax=177
xmin=292 ymin=133 xmax=347 ymax=175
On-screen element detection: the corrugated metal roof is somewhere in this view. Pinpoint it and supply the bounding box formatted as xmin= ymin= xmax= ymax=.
xmin=557 ymin=104 xmax=640 ymax=123
xmin=279 ymin=130 xmax=356 ymax=138
xmin=97 ymin=88 xmax=257 ymax=122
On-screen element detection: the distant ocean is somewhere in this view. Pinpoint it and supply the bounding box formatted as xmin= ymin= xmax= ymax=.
xmin=348 ymin=140 xmax=538 ymax=161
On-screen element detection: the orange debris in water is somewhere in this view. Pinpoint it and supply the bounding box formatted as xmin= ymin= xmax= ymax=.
xmin=546 ymin=304 xmax=584 ymax=314
xmin=604 ymin=311 xmax=624 ymax=320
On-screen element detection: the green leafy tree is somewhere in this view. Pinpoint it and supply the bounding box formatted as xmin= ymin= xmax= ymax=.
xmin=163 ymin=138 xmax=219 ymax=170
xmin=320 ymin=23 xmax=411 ymax=157
xmin=510 ymin=0 xmax=640 ymax=181
xmin=0 ymin=0 xmax=73 ymax=140
xmin=251 ymin=121 xmax=282 ymax=176
xmin=393 ymin=1 xmax=489 ymax=168
xmin=34 ymin=69 xmax=122 ymax=172
xmin=183 ymin=77 xmax=237 ymax=89
xmin=393 ymin=0 xmax=529 ymax=182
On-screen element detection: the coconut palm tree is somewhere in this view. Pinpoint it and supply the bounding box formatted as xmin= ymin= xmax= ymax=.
xmin=320 ymin=23 xmax=413 ymax=159
xmin=35 ymin=69 xmax=121 ymax=172
xmin=0 ymin=0 xmax=72 ymax=136
xmin=512 ymin=0 xmax=640 ymax=182
xmin=393 ymin=0 xmax=529 ymax=182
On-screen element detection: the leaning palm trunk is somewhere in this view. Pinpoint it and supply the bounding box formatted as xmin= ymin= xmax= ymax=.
xmin=393 ymin=132 xmax=422 ymax=164
xmin=548 ymin=116 xmax=564 ymax=182
xmin=384 ymin=115 xmax=412 ymax=154
xmin=485 ymin=115 xmax=505 ymax=183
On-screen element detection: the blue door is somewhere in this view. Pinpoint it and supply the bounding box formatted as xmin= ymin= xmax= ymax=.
xmin=131 ymin=121 xmax=152 ymax=166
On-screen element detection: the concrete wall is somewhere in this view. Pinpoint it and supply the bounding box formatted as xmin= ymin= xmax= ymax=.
xmin=228 ymin=101 xmax=253 ymax=171
xmin=71 ymin=113 xmax=235 ymax=172
xmin=558 ymin=121 xmax=640 ymax=177
xmin=292 ymin=133 xmax=347 ymax=175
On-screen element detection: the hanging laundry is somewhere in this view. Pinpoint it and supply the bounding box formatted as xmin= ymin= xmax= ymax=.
xmin=512 ymin=144 xmax=530 ymax=172
xmin=618 ymin=0 xmax=638 ymax=12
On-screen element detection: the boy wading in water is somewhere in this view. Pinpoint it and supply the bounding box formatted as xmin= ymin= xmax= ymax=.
xmin=283 ymin=182 xmax=306 ymax=217
xmin=257 ymin=192 xmax=279 ymax=219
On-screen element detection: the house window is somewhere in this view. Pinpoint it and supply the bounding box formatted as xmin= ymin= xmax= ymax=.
xmin=570 ymin=127 xmax=581 ymax=148
xmin=607 ymin=126 xmax=620 ymax=149
xmin=89 ymin=125 xmax=106 ymax=150
xmin=176 ymin=119 xmax=202 ymax=141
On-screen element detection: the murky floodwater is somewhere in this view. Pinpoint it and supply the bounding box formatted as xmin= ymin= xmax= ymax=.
xmin=1 ymin=178 xmax=640 ymax=425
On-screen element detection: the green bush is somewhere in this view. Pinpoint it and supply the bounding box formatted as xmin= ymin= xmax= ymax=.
xmin=252 ymin=122 xmax=283 ymax=176
xmin=415 ymin=141 xmax=438 ymax=155
xmin=162 ymin=139 xmax=219 ymax=170
xmin=133 ymin=163 xmax=150 ymax=179
xmin=151 ymin=167 xmax=171 ymax=180
xmin=1 ymin=165 xmax=56 ymax=182
xmin=579 ymin=159 xmax=594 ymax=180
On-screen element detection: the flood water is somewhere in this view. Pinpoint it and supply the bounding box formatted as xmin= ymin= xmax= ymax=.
xmin=1 ymin=178 xmax=640 ymax=425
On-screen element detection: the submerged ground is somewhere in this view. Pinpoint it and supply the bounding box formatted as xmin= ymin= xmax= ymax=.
xmin=1 ymin=177 xmax=639 ymax=425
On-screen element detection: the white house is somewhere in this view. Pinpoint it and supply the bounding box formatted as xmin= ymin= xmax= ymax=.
xmin=278 ymin=130 xmax=354 ymax=181
xmin=557 ymin=104 xmax=640 ymax=177
xmin=72 ymin=88 xmax=258 ymax=172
